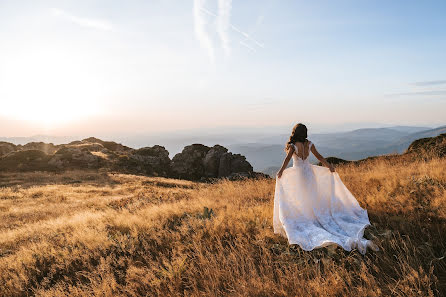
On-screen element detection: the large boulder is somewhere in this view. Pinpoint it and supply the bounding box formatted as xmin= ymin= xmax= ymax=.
xmin=49 ymin=146 xmax=102 ymax=169
xmin=0 ymin=142 xmax=17 ymax=157
xmin=119 ymin=145 xmax=171 ymax=176
xmin=218 ymin=152 xmax=253 ymax=178
xmin=171 ymin=144 xmax=210 ymax=180
xmin=0 ymin=150 xmax=53 ymax=171
xmin=203 ymin=145 xmax=228 ymax=178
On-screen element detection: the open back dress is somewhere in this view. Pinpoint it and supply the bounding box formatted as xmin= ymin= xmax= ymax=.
xmin=273 ymin=140 xmax=372 ymax=254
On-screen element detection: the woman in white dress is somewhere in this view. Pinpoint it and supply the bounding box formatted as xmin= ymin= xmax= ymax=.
xmin=274 ymin=123 xmax=379 ymax=254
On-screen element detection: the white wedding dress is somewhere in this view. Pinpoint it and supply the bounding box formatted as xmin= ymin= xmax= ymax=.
xmin=273 ymin=141 xmax=372 ymax=254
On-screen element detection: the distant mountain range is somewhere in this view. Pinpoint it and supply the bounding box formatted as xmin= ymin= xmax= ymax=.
xmin=2 ymin=125 xmax=446 ymax=175
xmin=228 ymin=125 xmax=446 ymax=173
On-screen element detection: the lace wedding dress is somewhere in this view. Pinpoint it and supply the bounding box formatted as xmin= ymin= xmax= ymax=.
xmin=273 ymin=141 xmax=372 ymax=254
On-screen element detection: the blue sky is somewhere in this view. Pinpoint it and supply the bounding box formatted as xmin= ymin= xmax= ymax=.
xmin=0 ymin=0 xmax=445 ymax=137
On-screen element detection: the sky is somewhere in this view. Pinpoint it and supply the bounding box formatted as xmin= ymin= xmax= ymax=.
xmin=0 ymin=0 xmax=445 ymax=138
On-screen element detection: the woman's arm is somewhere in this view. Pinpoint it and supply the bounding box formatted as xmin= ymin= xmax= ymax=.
xmin=276 ymin=145 xmax=295 ymax=178
xmin=310 ymin=144 xmax=335 ymax=172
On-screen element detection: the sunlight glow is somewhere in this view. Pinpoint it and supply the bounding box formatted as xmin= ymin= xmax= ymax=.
xmin=0 ymin=47 xmax=103 ymax=127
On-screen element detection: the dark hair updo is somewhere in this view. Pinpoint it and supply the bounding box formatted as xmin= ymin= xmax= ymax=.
xmin=285 ymin=123 xmax=308 ymax=152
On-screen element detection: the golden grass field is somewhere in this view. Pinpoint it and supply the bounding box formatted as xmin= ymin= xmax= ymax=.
xmin=0 ymin=156 xmax=445 ymax=296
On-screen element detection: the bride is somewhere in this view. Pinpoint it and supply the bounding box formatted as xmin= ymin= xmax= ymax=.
xmin=274 ymin=123 xmax=379 ymax=254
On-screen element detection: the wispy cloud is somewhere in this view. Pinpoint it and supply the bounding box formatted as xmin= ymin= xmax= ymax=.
xmin=193 ymin=0 xmax=215 ymax=64
xmin=388 ymin=90 xmax=446 ymax=96
xmin=217 ymin=0 xmax=232 ymax=57
xmin=51 ymin=8 xmax=113 ymax=31
xmin=411 ymin=80 xmax=446 ymax=86
xmin=201 ymin=7 xmax=265 ymax=49
xmin=194 ymin=3 xmax=263 ymax=62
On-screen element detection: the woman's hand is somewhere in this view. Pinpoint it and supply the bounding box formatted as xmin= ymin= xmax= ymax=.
xmin=276 ymin=170 xmax=283 ymax=178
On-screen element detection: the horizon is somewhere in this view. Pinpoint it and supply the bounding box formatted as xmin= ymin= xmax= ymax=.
xmin=1 ymin=1 xmax=446 ymax=137
xmin=1 ymin=122 xmax=444 ymax=147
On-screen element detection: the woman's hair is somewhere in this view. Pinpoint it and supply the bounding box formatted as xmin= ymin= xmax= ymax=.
xmin=285 ymin=123 xmax=308 ymax=152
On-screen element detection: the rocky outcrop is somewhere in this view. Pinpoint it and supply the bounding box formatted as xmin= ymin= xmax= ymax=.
xmin=218 ymin=152 xmax=253 ymax=178
xmin=0 ymin=150 xmax=53 ymax=171
xmin=171 ymin=144 xmax=255 ymax=180
xmin=48 ymin=146 xmax=102 ymax=169
xmin=0 ymin=137 xmax=259 ymax=180
xmin=0 ymin=142 xmax=17 ymax=157
xmin=70 ymin=137 xmax=133 ymax=153
xmin=171 ymin=144 xmax=211 ymax=179
xmin=119 ymin=145 xmax=171 ymax=176
xmin=19 ymin=142 xmax=58 ymax=154
xmin=203 ymin=145 xmax=228 ymax=177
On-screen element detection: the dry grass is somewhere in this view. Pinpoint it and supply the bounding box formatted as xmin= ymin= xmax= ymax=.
xmin=0 ymin=157 xmax=445 ymax=296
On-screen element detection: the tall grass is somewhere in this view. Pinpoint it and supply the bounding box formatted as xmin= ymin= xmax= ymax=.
xmin=0 ymin=157 xmax=445 ymax=296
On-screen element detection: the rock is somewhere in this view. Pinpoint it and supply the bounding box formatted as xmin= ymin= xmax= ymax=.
xmin=203 ymin=145 xmax=228 ymax=178
xmin=67 ymin=142 xmax=107 ymax=152
xmin=20 ymin=142 xmax=58 ymax=154
xmin=218 ymin=152 xmax=233 ymax=177
xmin=0 ymin=137 xmax=256 ymax=180
xmin=123 ymin=145 xmax=171 ymax=176
xmin=218 ymin=152 xmax=253 ymax=178
xmin=171 ymin=144 xmax=210 ymax=180
xmin=49 ymin=146 xmax=101 ymax=169
xmin=0 ymin=142 xmax=17 ymax=157
xmin=77 ymin=137 xmax=133 ymax=152
xmin=0 ymin=150 xmax=53 ymax=171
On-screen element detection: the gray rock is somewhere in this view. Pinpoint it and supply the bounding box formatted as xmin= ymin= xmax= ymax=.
xmin=218 ymin=152 xmax=253 ymax=178
xmin=125 ymin=145 xmax=171 ymax=176
xmin=50 ymin=146 xmax=101 ymax=169
xmin=203 ymin=145 xmax=228 ymax=178
xmin=171 ymin=144 xmax=210 ymax=179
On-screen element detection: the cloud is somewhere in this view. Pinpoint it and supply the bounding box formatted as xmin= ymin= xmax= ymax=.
xmin=411 ymin=80 xmax=446 ymax=86
xmin=388 ymin=90 xmax=446 ymax=96
xmin=51 ymin=8 xmax=113 ymax=31
xmin=240 ymin=40 xmax=256 ymax=52
xmin=198 ymin=5 xmax=264 ymax=59
xmin=201 ymin=7 xmax=264 ymax=48
xmin=193 ymin=0 xmax=215 ymax=64
xmin=217 ymin=0 xmax=232 ymax=57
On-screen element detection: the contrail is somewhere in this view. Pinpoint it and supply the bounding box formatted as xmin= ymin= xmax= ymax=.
xmin=217 ymin=0 xmax=232 ymax=57
xmin=240 ymin=41 xmax=256 ymax=52
xmin=200 ymin=7 xmax=264 ymax=49
xmin=51 ymin=8 xmax=113 ymax=31
xmin=194 ymin=0 xmax=215 ymax=64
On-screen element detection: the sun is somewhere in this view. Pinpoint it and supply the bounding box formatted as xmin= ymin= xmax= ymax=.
xmin=0 ymin=48 xmax=102 ymax=127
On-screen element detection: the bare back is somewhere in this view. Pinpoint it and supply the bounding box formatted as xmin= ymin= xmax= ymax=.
xmin=293 ymin=140 xmax=312 ymax=160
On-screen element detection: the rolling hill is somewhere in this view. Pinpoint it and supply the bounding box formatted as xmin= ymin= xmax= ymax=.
xmin=229 ymin=125 xmax=446 ymax=173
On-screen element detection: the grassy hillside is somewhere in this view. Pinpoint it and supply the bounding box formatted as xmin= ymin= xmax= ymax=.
xmin=1 ymin=156 xmax=445 ymax=296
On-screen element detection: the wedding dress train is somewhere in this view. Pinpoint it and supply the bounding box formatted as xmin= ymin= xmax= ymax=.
xmin=273 ymin=141 xmax=372 ymax=254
